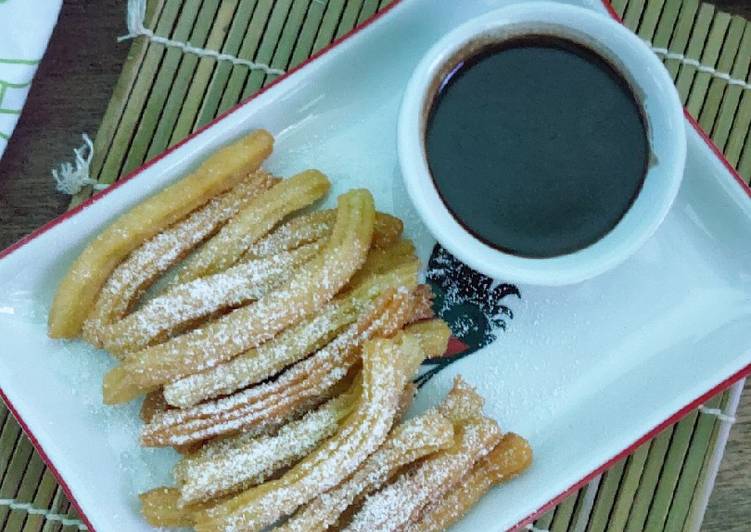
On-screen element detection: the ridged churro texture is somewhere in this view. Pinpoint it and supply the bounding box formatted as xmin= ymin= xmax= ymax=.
xmin=46 ymin=129 xmax=531 ymax=532
xmin=103 ymin=189 xmax=374 ymax=404
xmin=49 ymin=130 xmax=274 ymax=338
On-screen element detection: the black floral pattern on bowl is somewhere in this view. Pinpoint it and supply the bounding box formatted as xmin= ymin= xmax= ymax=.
xmin=416 ymin=244 xmax=520 ymax=388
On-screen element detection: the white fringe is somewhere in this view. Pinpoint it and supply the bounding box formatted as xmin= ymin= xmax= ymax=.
xmin=52 ymin=134 xmax=107 ymax=195
xmin=0 ymin=498 xmax=87 ymax=529
xmin=119 ymin=0 xmax=284 ymax=77
xmin=526 ymin=524 xmax=550 ymax=532
xmin=698 ymin=404 xmax=737 ymax=424
xmin=650 ymin=45 xmax=751 ymax=90
xmin=685 ymin=380 xmax=745 ymax=531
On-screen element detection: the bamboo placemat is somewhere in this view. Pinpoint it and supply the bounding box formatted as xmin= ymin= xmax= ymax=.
xmin=1 ymin=0 xmax=749 ymax=530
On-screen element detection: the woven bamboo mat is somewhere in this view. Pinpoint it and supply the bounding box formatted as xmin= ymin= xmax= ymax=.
xmin=1 ymin=0 xmax=749 ymax=530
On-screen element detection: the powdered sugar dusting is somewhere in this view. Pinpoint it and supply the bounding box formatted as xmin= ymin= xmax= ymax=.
xmin=163 ymin=292 xmax=357 ymax=408
xmin=176 ymin=392 xmax=351 ymax=505
xmin=280 ymin=409 xmax=453 ymax=532
xmin=205 ymin=335 xmax=411 ymax=531
xmin=141 ymin=288 xmax=415 ymax=446
xmin=82 ymin=172 xmax=274 ymax=345
xmin=345 ymin=418 xmax=501 ymax=532
xmin=246 ymin=210 xmax=336 ymax=258
xmin=103 ymin=241 xmax=322 ymax=355
xmin=115 ymin=195 xmax=372 ymax=395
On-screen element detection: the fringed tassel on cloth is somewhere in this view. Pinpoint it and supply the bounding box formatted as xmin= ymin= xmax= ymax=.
xmin=52 ymin=134 xmax=106 ymax=195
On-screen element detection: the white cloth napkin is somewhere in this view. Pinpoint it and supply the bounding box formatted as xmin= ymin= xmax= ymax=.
xmin=0 ymin=0 xmax=62 ymax=159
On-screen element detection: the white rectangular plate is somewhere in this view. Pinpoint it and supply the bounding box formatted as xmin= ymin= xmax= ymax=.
xmin=1 ymin=1 xmax=750 ymax=530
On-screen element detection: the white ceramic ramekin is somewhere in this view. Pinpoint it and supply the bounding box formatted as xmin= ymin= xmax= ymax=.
xmin=398 ymin=2 xmax=686 ymax=285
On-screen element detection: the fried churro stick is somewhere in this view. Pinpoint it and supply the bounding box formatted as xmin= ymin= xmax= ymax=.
xmin=140 ymin=391 xmax=168 ymax=423
xmin=163 ymin=290 xmax=359 ymax=409
xmin=344 ymin=380 xmax=502 ymax=532
xmin=179 ymin=412 xmax=302 ymax=463
xmin=407 ymin=433 xmax=532 ymax=532
xmin=82 ymin=171 xmax=277 ymax=348
xmin=175 ymin=170 xmax=331 ymax=283
xmin=48 ymin=130 xmax=274 ymax=338
xmin=245 ymin=210 xmax=402 ymax=259
xmin=140 ymin=288 xmax=419 ymax=447
xmin=174 ymin=359 xmax=423 ymax=508
xmin=245 ymin=210 xmax=334 ymax=258
xmin=437 ymin=376 xmax=486 ymax=423
xmin=193 ymin=331 xmax=428 ymax=532
xmin=103 ymin=189 xmax=375 ymax=404
xmin=175 ymin=380 xmax=361 ymax=506
xmin=162 ymin=262 xmax=420 ymax=409
xmin=140 ymin=487 xmax=192 ymax=528
xmin=345 ymin=239 xmax=416 ymax=290
xmin=372 ymin=213 xmax=406 ymax=250
xmin=279 ymin=410 xmax=454 ymax=532
xmin=101 ymin=241 xmax=322 ymax=355
xmin=140 ymin=487 xmax=227 ymax=528
xmin=143 ymin=291 xmax=436 ymax=448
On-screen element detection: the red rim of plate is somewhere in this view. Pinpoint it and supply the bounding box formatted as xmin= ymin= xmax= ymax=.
xmin=0 ymin=1 xmax=749 ymax=530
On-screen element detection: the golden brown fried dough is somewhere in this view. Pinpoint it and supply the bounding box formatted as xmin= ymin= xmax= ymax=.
xmin=344 ymin=380 xmax=502 ymax=532
xmin=279 ymin=409 xmax=454 ymax=532
xmin=140 ymin=391 xmax=168 ymax=423
xmin=163 ymin=289 xmax=360 ymax=408
xmin=140 ymin=487 xmax=229 ymax=528
xmin=139 ymin=288 xmax=421 ymax=447
xmin=244 ymin=211 xmax=402 ymax=259
xmin=103 ymin=189 xmax=375 ymax=404
xmin=49 ymin=130 xmax=274 ymax=338
xmin=174 ymin=170 xmax=331 ymax=283
xmin=162 ymin=261 xmax=422 ymax=409
xmin=102 ymin=241 xmax=322 ymax=355
xmin=193 ymin=330 xmax=427 ymax=532
xmin=82 ymin=171 xmax=277 ymax=348
xmin=175 ymin=381 xmax=361 ymax=506
xmin=407 ymin=433 xmax=532 ymax=532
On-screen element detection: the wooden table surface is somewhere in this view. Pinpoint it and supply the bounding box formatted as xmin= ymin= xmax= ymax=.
xmin=0 ymin=1 xmax=748 ymax=530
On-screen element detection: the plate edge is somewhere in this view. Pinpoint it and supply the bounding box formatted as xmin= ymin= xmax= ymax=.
xmin=510 ymin=362 xmax=751 ymax=531
xmin=0 ymin=387 xmax=96 ymax=532
xmin=0 ymin=1 xmax=748 ymax=531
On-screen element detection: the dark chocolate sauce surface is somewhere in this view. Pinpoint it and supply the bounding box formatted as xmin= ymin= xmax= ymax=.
xmin=425 ymin=36 xmax=649 ymax=258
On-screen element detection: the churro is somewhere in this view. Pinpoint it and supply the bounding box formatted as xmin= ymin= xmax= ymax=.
xmin=81 ymin=171 xmax=277 ymax=348
xmin=140 ymin=487 xmax=228 ymax=528
xmin=44 ymin=126 xmax=534 ymax=532
xmin=140 ymin=391 xmax=168 ymax=423
xmin=103 ymin=189 xmax=375 ymax=404
xmin=193 ymin=330 xmax=427 ymax=532
xmin=140 ymin=288 xmax=424 ymax=447
xmin=372 ymin=212 xmax=406 ymax=250
xmin=245 ymin=210 xmax=402 ymax=259
xmin=245 ymin=210 xmax=335 ymax=258
xmin=175 ymin=380 xmax=360 ymax=506
xmin=345 ymin=239 xmax=416 ymax=290
xmin=162 ymin=261 xmax=421 ymax=409
xmin=48 ymin=130 xmax=274 ymax=338
xmin=174 ymin=170 xmax=331 ymax=283
xmin=163 ymin=287 xmax=361 ymax=409
xmin=279 ymin=409 xmax=454 ymax=532
xmin=344 ymin=380 xmax=502 ymax=532
xmin=102 ymin=241 xmax=322 ymax=355
xmin=407 ymin=433 xmax=532 ymax=532
xmin=140 ymin=487 xmax=192 ymax=528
